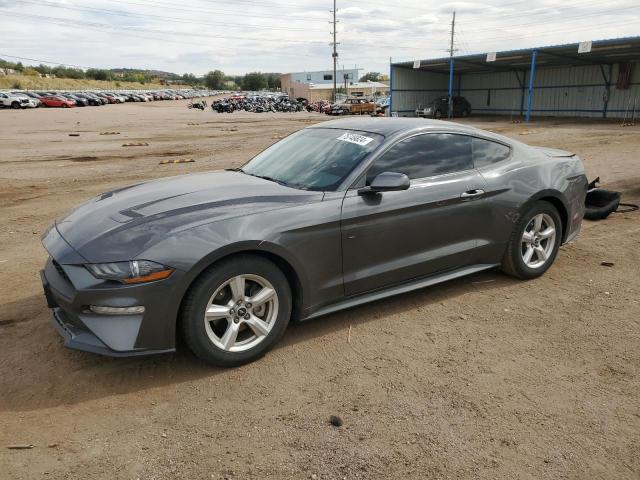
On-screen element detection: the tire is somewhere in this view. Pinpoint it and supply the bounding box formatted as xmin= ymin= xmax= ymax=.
xmin=501 ymin=201 xmax=562 ymax=280
xmin=11 ymin=101 xmax=20 ymax=109
xmin=434 ymin=109 xmax=442 ymax=119
xmin=180 ymin=254 xmax=292 ymax=367
xmin=461 ymin=108 xmax=470 ymax=117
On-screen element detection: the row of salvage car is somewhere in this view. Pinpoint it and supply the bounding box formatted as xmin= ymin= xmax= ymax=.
xmin=0 ymin=89 xmax=212 ymax=109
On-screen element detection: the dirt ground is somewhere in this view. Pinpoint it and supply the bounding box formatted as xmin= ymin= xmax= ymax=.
xmin=0 ymin=101 xmax=639 ymax=480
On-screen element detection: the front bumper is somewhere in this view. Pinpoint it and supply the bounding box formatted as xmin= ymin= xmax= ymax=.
xmin=40 ymin=227 xmax=180 ymax=357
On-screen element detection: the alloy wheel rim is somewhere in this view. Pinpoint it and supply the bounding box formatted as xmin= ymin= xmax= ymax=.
xmin=203 ymin=274 xmax=278 ymax=353
xmin=521 ymin=213 xmax=556 ymax=269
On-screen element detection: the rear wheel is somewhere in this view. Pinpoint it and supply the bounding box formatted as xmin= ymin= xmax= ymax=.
xmin=181 ymin=255 xmax=292 ymax=367
xmin=501 ymin=201 xmax=562 ymax=279
xmin=434 ymin=109 xmax=442 ymax=119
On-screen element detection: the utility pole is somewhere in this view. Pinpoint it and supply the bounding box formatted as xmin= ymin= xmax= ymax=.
xmin=330 ymin=0 xmax=339 ymax=103
xmin=447 ymin=10 xmax=456 ymax=119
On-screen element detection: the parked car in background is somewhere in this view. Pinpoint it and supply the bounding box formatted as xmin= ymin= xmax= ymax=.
xmin=75 ymin=93 xmax=102 ymax=106
xmin=416 ymin=96 xmax=472 ymax=119
xmin=331 ymin=97 xmax=376 ymax=115
xmin=41 ymin=118 xmax=587 ymax=366
xmin=9 ymin=92 xmax=38 ymax=108
xmin=61 ymin=94 xmax=89 ymax=107
xmin=0 ymin=88 xmax=214 ymax=112
xmin=376 ymin=96 xmax=390 ymax=115
xmin=40 ymin=95 xmax=76 ymax=108
xmin=12 ymin=91 xmax=42 ymax=107
xmin=0 ymin=91 xmax=30 ymax=109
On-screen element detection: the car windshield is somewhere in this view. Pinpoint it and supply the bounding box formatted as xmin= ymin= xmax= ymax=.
xmin=241 ymin=128 xmax=383 ymax=191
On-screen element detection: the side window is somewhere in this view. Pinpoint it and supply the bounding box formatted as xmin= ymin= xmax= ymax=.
xmin=472 ymin=138 xmax=511 ymax=168
xmin=367 ymin=134 xmax=473 ymax=184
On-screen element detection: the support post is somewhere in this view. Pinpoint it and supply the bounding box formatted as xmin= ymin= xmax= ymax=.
xmin=525 ymin=49 xmax=538 ymax=122
xmin=388 ymin=57 xmax=393 ymax=116
xmin=448 ymin=58 xmax=454 ymax=118
xmin=600 ymin=63 xmax=612 ymax=118
xmin=448 ymin=10 xmax=456 ymax=119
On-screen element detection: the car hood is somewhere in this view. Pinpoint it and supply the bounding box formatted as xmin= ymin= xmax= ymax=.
xmin=55 ymin=170 xmax=323 ymax=262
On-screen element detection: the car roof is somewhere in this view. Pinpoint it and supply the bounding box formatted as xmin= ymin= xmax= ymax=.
xmin=308 ymin=117 xmax=481 ymax=137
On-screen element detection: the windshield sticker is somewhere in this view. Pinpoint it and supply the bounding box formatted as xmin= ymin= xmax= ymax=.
xmin=336 ymin=132 xmax=374 ymax=146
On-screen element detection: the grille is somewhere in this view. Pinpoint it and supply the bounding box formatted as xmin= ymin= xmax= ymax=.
xmin=52 ymin=259 xmax=72 ymax=285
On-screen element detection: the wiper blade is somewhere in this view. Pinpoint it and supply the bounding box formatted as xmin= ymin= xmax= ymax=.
xmin=254 ymin=174 xmax=289 ymax=186
xmin=240 ymin=170 xmax=299 ymax=188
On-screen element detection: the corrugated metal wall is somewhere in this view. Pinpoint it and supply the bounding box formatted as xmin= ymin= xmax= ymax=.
xmin=391 ymin=61 xmax=639 ymax=118
xmin=391 ymin=68 xmax=451 ymax=114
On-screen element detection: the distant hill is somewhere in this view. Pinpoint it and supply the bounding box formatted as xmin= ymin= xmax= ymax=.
xmin=0 ymin=74 xmax=188 ymax=91
xmin=110 ymin=68 xmax=183 ymax=81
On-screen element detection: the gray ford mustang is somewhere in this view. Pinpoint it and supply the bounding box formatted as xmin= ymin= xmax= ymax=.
xmin=41 ymin=118 xmax=587 ymax=366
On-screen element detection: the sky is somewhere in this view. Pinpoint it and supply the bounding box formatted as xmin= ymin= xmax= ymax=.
xmin=0 ymin=0 xmax=639 ymax=76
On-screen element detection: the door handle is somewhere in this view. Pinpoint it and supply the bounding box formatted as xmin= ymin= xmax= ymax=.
xmin=460 ymin=189 xmax=485 ymax=200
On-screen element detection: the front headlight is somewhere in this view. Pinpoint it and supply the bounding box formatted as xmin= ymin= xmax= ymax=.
xmin=85 ymin=260 xmax=174 ymax=284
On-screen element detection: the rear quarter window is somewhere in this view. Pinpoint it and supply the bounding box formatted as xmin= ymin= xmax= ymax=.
xmin=472 ymin=138 xmax=511 ymax=168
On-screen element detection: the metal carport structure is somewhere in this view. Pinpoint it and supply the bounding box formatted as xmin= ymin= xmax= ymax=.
xmin=389 ymin=36 xmax=640 ymax=121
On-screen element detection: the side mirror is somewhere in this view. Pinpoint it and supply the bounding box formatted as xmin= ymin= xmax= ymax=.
xmin=358 ymin=172 xmax=410 ymax=195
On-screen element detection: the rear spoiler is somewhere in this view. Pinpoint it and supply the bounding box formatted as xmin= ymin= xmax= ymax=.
xmin=533 ymin=146 xmax=575 ymax=158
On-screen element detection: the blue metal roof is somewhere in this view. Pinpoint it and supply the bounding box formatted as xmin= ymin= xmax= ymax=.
xmin=393 ymin=36 xmax=640 ymax=74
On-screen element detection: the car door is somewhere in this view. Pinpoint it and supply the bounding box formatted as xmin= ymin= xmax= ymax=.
xmin=341 ymin=133 xmax=489 ymax=296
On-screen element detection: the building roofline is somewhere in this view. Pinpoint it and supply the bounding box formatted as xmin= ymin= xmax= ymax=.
xmin=281 ymin=68 xmax=361 ymax=76
xmin=392 ymin=36 xmax=640 ymax=74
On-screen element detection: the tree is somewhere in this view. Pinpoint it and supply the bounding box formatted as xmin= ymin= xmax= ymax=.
xmin=242 ymin=72 xmax=267 ymax=91
xmin=86 ymin=68 xmax=112 ymax=81
xmin=182 ymin=73 xmax=199 ymax=85
xmin=204 ymin=70 xmax=225 ymax=90
xmin=265 ymin=72 xmax=281 ymax=90
xmin=359 ymin=71 xmax=382 ymax=82
xmin=23 ymin=67 xmax=40 ymax=76
xmin=35 ymin=64 xmax=52 ymax=75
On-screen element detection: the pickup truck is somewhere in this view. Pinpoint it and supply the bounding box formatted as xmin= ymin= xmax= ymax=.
xmin=330 ymin=97 xmax=376 ymax=115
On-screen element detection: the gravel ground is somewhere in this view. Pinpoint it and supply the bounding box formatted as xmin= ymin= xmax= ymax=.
xmin=0 ymin=101 xmax=638 ymax=479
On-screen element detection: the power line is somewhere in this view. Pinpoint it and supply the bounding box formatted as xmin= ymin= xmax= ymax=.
xmin=12 ymin=0 xmax=327 ymax=33
xmin=0 ymin=10 xmax=328 ymax=45
xmin=6 ymin=0 xmax=634 ymax=49
xmin=0 ymin=53 xmax=92 ymax=70
xmin=99 ymin=0 xmax=634 ymax=40
xmin=104 ymin=0 xmax=319 ymax=20
xmin=459 ymin=4 xmax=639 ymax=34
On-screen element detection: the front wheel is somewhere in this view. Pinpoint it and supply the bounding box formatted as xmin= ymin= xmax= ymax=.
xmin=501 ymin=201 xmax=562 ymax=280
xmin=181 ymin=255 xmax=292 ymax=367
